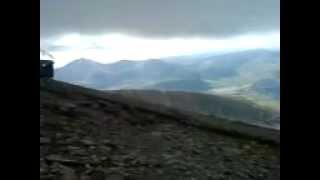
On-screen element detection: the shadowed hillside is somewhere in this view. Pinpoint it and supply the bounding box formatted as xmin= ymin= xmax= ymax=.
xmin=111 ymin=90 xmax=279 ymax=129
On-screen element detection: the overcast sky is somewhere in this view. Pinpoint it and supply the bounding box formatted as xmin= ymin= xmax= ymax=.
xmin=40 ymin=0 xmax=280 ymax=67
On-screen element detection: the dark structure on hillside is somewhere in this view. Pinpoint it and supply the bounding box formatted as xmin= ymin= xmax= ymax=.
xmin=40 ymin=60 xmax=54 ymax=78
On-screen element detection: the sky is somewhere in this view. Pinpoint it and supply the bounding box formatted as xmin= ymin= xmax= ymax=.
xmin=40 ymin=0 xmax=280 ymax=68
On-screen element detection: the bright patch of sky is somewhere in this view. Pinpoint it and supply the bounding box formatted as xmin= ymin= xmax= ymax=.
xmin=41 ymin=31 xmax=279 ymax=68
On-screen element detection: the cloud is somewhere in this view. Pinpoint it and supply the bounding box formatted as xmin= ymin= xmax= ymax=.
xmin=41 ymin=0 xmax=279 ymax=39
xmin=40 ymin=48 xmax=55 ymax=59
xmin=46 ymin=31 xmax=279 ymax=67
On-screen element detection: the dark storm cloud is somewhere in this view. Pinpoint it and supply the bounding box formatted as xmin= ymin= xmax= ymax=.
xmin=41 ymin=0 xmax=279 ymax=39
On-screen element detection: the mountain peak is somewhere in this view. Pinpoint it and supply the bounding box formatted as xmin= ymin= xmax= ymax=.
xmin=115 ymin=60 xmax=136 ymax=64
xmin=62 ymin=58 xmax=102 ymax=68
xmin=72 ymin=58 xmax=97 ymax=64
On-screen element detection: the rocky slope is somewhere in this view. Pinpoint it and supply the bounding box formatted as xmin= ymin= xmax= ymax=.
xmin=40 ymin=79 xmax=280 ymax=180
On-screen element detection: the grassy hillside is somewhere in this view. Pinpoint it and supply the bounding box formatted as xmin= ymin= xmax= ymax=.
xmin=145 ymin=79 xmax=212 ymax=92
xmin=111 ymin=90 xmax=279 ymax=129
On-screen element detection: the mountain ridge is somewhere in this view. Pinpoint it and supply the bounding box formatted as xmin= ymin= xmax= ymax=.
xmin=55 ymin=49 xmax=279 ymax=91
xmin=111 ymin=89 xmax=280 ymax=129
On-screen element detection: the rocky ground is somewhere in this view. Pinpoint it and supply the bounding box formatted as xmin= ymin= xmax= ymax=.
xmin=40 ymin=80 xmax=280 ymax=180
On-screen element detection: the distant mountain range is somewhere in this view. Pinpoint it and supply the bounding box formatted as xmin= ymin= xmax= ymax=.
xmin=56 ymin=59 xmax=196 ymax=89
xmin=55 ymin=49 xmax=280 ymax=109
